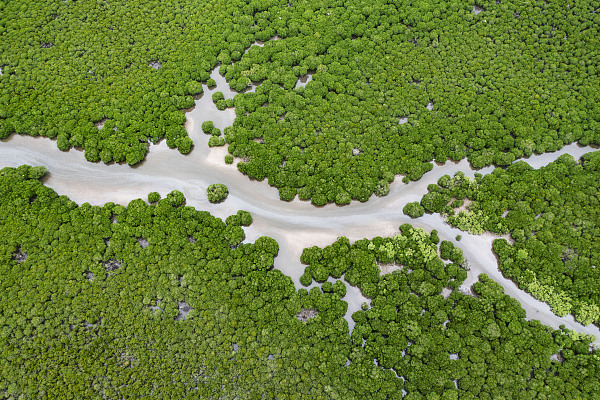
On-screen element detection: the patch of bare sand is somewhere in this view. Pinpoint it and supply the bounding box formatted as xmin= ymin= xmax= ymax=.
xmin=184 ymin=116 xmax=193 ymax=132
xmin=378 ymin=263 xmax=403 ymax=275
xmin=450 ymin=198 xmax=472 ymax=214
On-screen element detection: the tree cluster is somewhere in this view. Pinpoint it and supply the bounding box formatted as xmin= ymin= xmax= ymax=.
xmin=1 ymin=166 xmax=599 ymax=398
xmin=300 ymin=224 xmax=600 ymax=399
xmin=403 ymin=201 xmax=425 ymax=218
xmin=420 ymin=151 xmax=600 ymax=326
xmin=222 ymin=0 xmax=600 ymax=203
xmin=0 ymin=165 xmax=352 ymax=398
xmin=206 ymin=183 xmax=229 ymax=203
xmin=0 ymin=0 xmax=257 ymax=162
xmin=1 ymin=0 xmax=598 ymax=200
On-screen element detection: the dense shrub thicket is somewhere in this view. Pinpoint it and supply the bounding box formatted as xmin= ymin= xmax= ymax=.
xmin=1 ymin=166 xmax=599 ymax=399
xmin=0 ymin=0 xmax=259 ymax=162
xmin=221 ymin=0 xmax=600 ymax=203
xmin=1 ymin=0 xmax=599 ymax=203
xmin=419 ymin=151 xmax=600 ymax=326
xmin=0 ymin=165 xmax=351 ymax=398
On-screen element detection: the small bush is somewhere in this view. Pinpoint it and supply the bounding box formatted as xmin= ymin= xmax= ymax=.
xmin=300 ymin=272 xmax=312 ymax=286
xmin=207 ymin=184 xmax=229 ymax=203
xmin=237 ymin=210 xmax=253 ymax=226
xmin=335 ymin=191 xmax=351 ymax=205
xmin=403 ymin=202 xmax=425 ymax=218
xmin=208 ymin=136 xmax=225 ymax=147
xmin=148 ymin=192 xmax=160 ymax=203
xmin=374 ymin=180 xmax=390 ymax=197
xmin=202 ymin=121 xmax=215 ymax=134
xmin=212 ymin=91 xmax=225 ymax=103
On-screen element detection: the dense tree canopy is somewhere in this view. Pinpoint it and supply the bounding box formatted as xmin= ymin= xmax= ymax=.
xmin=223 ymin=0 xmax=600 ymax=203
xmin=0 ymin=0 xmax=259 ymax=161
xmin=0 ymin=165 xmax=353 ymax=398
xmin=299 ymin=224 xmax=600 ymax=399
xmin=3 ymin=0 xmax=600 ymax=395
xmin=2 ymin=165 xmax=599 ymax=398
xmin=419 ymin=151 xmax=600 ymax=326
xmin=1 ymin=0 xmax=599 ymax=201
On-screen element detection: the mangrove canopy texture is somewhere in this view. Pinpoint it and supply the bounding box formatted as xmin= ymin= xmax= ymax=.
xmin=1 ymin=0 xmax=599 ymax=203
xmin=1 ymin=165 xmax=599 ymax=398
xmin=418 ymin=151 xmax=600 ymax=327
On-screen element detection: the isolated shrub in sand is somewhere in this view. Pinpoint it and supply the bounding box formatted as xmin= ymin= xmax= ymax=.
xmin=207 ymin=183 xmax=228 ymax=203
xmin=403 ymin=201 xmax=425 ymax=218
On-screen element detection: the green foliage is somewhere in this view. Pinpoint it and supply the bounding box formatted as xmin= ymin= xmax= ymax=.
xmin=147 ymin=192 xmax=160 ymax=203
xmin=335 ymin=191 xmax=351 ymax=205
xmin=208 ymin=136 xmax=225 ymax=147
xmin=524 ymin=271 xmax=573 ymax=317
xmin=165 ymin=190 xmax=185 ymax=207
xmin=426 ymin=152 xmax=600 ymax=325
xmin=218 ymin=0 xmax=600 ymax=204
xmin=177 ymin=136 xmax=193 ymax=154
xmin=5 ymin=165 xmax=48 ymax=181
xmin=299 ymin=272 xmax=312 ymax=287
xmin=3 ymin=0 xmax=600 ymax=200
xmin=28 ymin=166 xmax=47 ymax=180
xmin=299 ymin=218 xmax=600 ymax=399
xmin=403 ymin=201 xmax=425 ymax=218
xmin=186 ymin=80 xmax=203 ymax=96
xmin=202 ymin=121 xmax=215 ymax=134
xmin=236 ymin=210 xmax=253 ymax=226
xmin=278 ymin=186 xmax=297 ymax=202
xmin=0 ymin=166 xmax=365 ymax=398
xmin=212 ymin=91 xmax=225 ymax=103
xmin=224 ymin=154 xmax=234 ymax=164
xmin=421 ymin=191 xmax=451 ymax=213
xmin=311 ymin=193 xmax=327 ymax=206
xmin=430 ymin=230 xmax=440 ymax=245
xmin=3 ymin=0 xmax=600 ymax=390
xmin=206 ymin=183 xmax=228 ymax=203
xmin=0 ymin=0 xmax=274 ymax=162
xmin=206 ymin=78 xmax=216 ymax=87
xmin=447 ymin=210 xmax=488 ymax=235
xmin=374 ymin=180 xmax=390 ymax=197
xmin=332 ymin=280 xmax=346 ymax=298
xmin=439 ymin=241 xmax=464 ymax=265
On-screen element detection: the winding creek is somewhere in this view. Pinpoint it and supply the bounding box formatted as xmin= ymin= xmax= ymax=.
xmin=1 ymin=67 xmax=599 ymax=344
